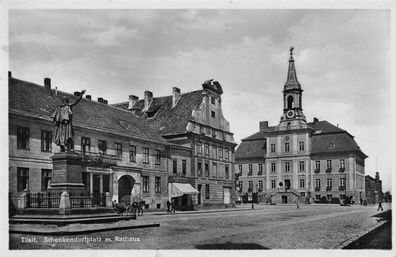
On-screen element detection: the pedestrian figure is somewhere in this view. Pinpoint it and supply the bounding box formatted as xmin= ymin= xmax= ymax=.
xmin=296 ymin=198 xmax=300 ymax=210
xmin=377 ymin=200 xmax=383 ymax=211
xmin=171 ymin=198 xmax=176 ymax=213
xmin=166 ymin=200 xmax=171 ymax=212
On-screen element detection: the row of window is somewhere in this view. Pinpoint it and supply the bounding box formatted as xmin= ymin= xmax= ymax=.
xmin=16 ymin=126 xmax=162 ymax=165
xmin=269 ymin=141 xmax=305 ymax=153
xmin=196 ymin=160 xmax=231 ymax=180
xmin=196 ymin=141 xmax=230 ymax=160
xmin=173 ymin=159 xmax=187 ymax=174
xmin=142 ymin=176 xmax=161 ymax=193
xmin=17 ymin=168 xmax=52 ymax=192
xmin=315 ymin=159 xmax=345 ymax=171
xmin=239 ymin=159 xmax=346 ymax=175
xmin=239 ymin=177 xmax=347 ymax=192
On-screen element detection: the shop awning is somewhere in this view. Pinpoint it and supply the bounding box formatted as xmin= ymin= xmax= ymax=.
xmin=168 ymin=183 xmax=199 ymax=198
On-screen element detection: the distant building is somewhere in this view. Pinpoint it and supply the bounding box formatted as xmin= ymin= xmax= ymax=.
xmin=235 ymin=48 xmax=367 ymax=205
xmin=113 ymin=79 xmax=237 ymax=209
xmin=365 ymin=172 xmax=383 ymax=204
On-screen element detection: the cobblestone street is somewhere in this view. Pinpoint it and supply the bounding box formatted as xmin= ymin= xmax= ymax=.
xmin=9 ymin=203 xmax=391 ymax=249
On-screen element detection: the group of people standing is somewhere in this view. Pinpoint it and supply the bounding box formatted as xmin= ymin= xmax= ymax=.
xmin=166 ymin=199 xmax=176 ymax=213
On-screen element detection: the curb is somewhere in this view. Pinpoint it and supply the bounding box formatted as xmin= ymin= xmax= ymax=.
xmin=151 ymin=207 xmax=253 ymax=216
xmin=9 ymin=223 xmax=160 ymax=236
xmin=336 ymin=220 xmax=388 ymax=249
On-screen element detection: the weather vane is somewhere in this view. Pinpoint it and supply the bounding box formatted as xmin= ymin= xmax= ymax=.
xmin=290 ymin=46 xmax=294 ymax=57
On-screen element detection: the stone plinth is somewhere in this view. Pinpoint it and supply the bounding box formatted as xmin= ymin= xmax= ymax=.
xmin=49 ymin=151 xmax=86 ymax=193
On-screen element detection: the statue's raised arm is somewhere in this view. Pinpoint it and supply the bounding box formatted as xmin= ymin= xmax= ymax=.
xmin=70 ymin=89 xmax=86 ymax=107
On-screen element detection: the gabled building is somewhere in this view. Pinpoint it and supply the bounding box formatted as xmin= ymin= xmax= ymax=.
xmin=113 ymin=80 xmax=237 ymax=209
xmin=235 ymin=48 xmax=367 ymax=204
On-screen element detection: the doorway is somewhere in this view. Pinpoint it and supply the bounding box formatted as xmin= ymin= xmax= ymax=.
xmin=118 ymin=175 xmax=135 ymax=205
xmin=282 ymin=195 xmax=288 ymax=203
xmin=223 ymin=187 xmax=231 ymax=204
xmin=198 ymin=185 xmax=202 ymax=205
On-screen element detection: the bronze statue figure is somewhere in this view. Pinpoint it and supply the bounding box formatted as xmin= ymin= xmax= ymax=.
xmin=52 ymin=90 xmax=86 ymax=152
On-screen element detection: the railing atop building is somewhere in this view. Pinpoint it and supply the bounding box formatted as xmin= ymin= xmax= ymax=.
xmin=75 ymin=150 xmax=119 ymax=167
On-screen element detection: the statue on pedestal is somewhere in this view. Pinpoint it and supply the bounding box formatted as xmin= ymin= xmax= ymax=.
xmin=52 ymin=90 xmax=86 ymax=152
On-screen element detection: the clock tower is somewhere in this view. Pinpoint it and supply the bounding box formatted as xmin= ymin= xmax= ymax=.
xmin=276 ymin=47 xmax=307 ymax=131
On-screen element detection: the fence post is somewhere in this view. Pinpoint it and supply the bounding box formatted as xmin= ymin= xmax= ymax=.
xmin=18 ymin=193 xmax=27 ymax=209
xmin=59 ymin=191 xmax=71 ymax=215
xmin=105 ymin=192 xmax=112 ymax=207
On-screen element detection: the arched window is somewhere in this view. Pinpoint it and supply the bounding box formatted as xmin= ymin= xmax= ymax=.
xmin=287 ymin=95 xmax=294 ymax=109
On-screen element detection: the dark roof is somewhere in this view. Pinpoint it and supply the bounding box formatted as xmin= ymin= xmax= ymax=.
xmin=236 ymin=120 xmax=366 ymax=159
xmin=311 ymin=133 xmax=364 ymax=156
xmin=241 ymin=126 xmax=276 ymax=141
xmin=9 ymin=77 xmax=168 ymax=144
xmin=117 ymin=90 xmax=204 ymax=135
xmin=308 ymin=120 xmax=345 ymax=134
xmin=235 ymin=139 xmax=266 ymax=160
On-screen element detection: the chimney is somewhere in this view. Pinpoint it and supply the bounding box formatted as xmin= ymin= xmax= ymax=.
xmin=313 ymin=117 xmax=319 ymax=123
xmin=44 ymin=78 xmax=51 ymax=93
xmin=375 ymin=172 xmax=380 ymax=180
xmin=74 ymin=91 xmax=80 ymax=97
xmin=172 ymin=87 xmax=181 ymax=108
xmin=8 ymin=71 xmax=12 ymax=78
xmin=98 ymin=97 xmax=104 ymax=103
xmin=86 ymin=95 xmax=91 ymax=100
xmin=259 ymin=121 xmax=269 ymax=131
xmin=144 ymin=91 xmax=153 ymax=110
xmin=128 ymin=95 xmax=139 ymax=109
xmin=103 ymin=99 xmax=108 ymax=105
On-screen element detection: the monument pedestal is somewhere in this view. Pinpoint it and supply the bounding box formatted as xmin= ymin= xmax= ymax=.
xmin=49 ymin=151 xmax=86 ymax=193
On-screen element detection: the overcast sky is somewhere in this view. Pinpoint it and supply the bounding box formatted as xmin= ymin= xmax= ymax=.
xmin=9 ymin=9 xmax=391 ymax=191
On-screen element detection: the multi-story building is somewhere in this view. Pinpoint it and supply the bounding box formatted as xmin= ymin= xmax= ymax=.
xmin=9 ymin=72 xmax=236 ymax=211
xmin=113 ymin=79 xmax=237 ymax=208
xmin=235 ymin=49 xmax=367 ymax=204
xmin=9 ymin=73 xmax=170 ymax=210
xmin=365 ymin=172 xmax=383 ymax=204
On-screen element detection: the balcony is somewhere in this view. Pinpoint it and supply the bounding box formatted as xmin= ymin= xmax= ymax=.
xmin=315 ymin=186 xmax=321 ymax=191
xmin=314 ymin=169 xmax=320 ymax=174
xmin=339 ymin=167 xmax=345 ymax=173
xmin=339 ymin=186 xmax=346 ymax=191
xmin=325 ymin=168 xmax=332 ymax=174
xmin=77 ymin=151 xmax=119 ymax=168
xmin=247 ymin=172 xmax=253 ymax=176
xmin=326 ymin=186 xmax=332 ymax=191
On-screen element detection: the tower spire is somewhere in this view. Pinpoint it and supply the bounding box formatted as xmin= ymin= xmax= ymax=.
xmin=284 ymin=46 xmax=301 ymax=90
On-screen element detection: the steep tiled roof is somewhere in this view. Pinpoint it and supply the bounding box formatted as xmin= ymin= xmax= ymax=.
xmin=9 ymin=77 xmax=168 ymax=144
xmin=119 ymin=90 xmax=204 ymax=135
xmin=235 ymin=139 xmax=266 ymax=161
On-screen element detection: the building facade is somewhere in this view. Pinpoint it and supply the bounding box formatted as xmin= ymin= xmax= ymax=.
xmin=9 ymin=73 xmax=236 ymax=211
xmin=235 ymin=49 xmax=367 ymax=205
xmin=365 ymin=172 xmax=383 ymax=204
xmin=113 ymin=79 xmax=237 ymax=208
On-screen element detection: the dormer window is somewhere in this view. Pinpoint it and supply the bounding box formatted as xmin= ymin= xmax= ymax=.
xmin=211 ymin=111 xmax=216 ymax=118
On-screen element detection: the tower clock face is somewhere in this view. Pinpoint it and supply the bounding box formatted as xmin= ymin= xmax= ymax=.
xmin=286 ymin=110 xmax=295 ymax=118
